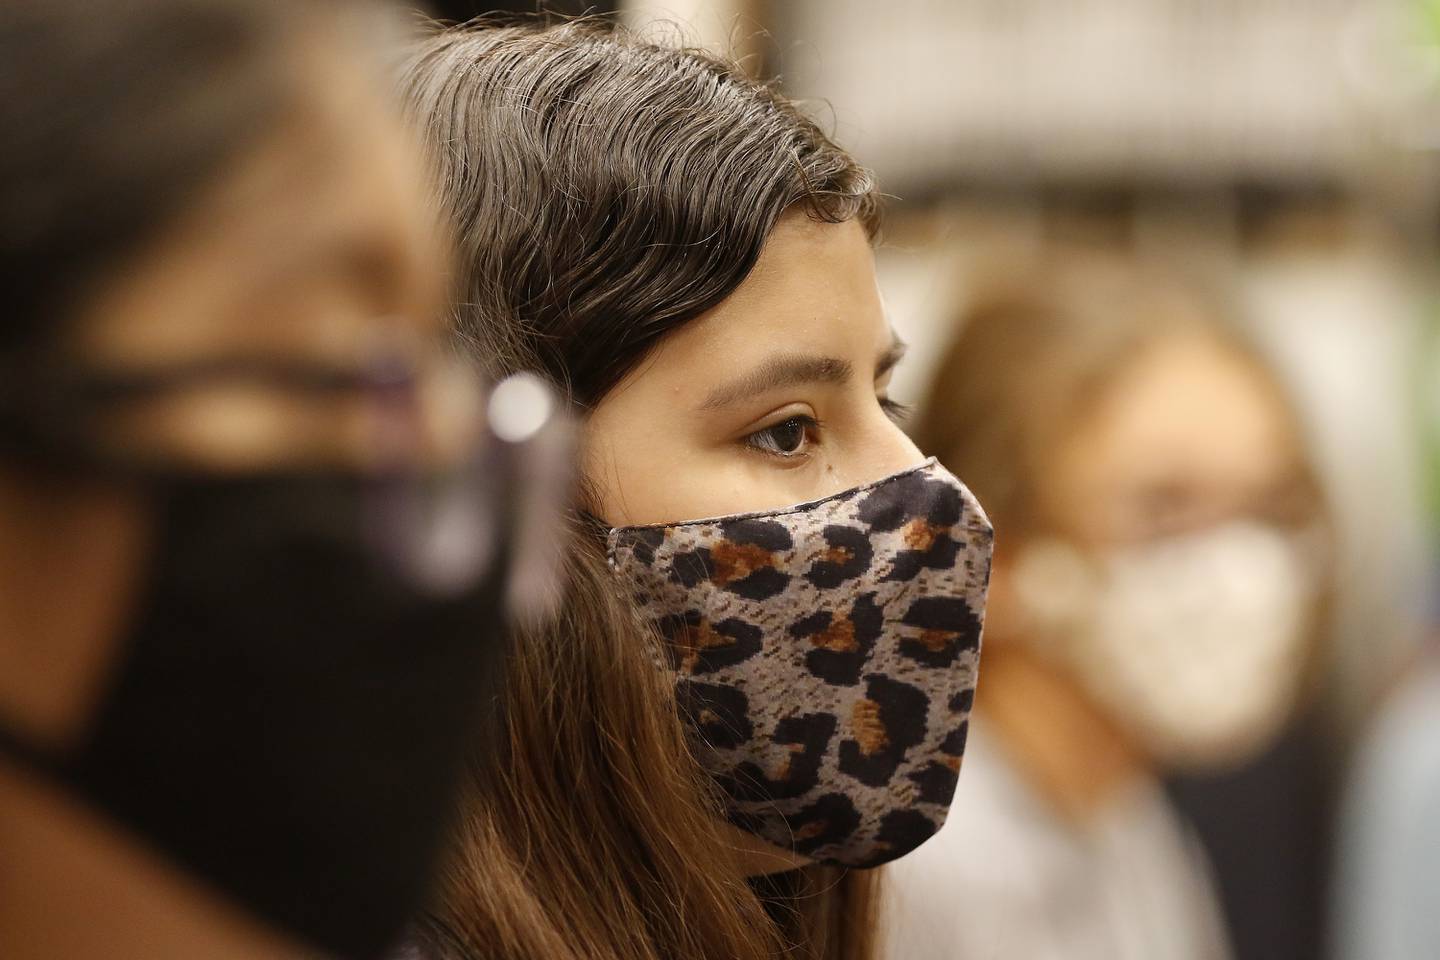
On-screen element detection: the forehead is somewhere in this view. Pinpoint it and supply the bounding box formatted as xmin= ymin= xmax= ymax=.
xmin=1055 ymin=335 xmax=1299 ymax=496
xmin=72 ymin=35 xmax=446 ymax=367
xmin=623 ymin=216 xmax=888 ymax=393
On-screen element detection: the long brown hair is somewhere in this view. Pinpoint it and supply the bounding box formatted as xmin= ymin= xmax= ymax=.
xmin=400 ymin=17 xmax=883 ymax=960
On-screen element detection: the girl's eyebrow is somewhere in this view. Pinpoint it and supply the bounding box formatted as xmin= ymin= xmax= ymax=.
xmin=697 ymin=332 xmax=907 ymax=412
xmin=876 ymin=335 xmax=908 ymax=380
xmin=699 ymin=354 xmax=851 ymax=411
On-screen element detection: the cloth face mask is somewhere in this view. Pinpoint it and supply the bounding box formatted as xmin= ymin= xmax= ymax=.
xmin=608 ymin=458 xmax=993 ymax=868
xmin=0 ymin=360 xmax=572 ymax=960
xmin=1011 ymin=520 xmax=1318 ymax=771
xmin=0 ymin=473 xmax=510 ymax=960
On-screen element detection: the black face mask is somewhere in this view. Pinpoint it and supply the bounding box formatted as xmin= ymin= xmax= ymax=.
xmin=0 ymin=471 xmax=509 ymax=959
xmin=0 ymin=352 xmax=587 ymax=960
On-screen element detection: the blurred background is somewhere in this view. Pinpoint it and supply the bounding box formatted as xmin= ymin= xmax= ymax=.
xmin=432 ymin=3 xmax=1440 ymax=958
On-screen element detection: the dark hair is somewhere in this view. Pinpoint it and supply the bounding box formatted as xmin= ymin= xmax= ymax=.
xmin=401 ymin=18 xmax=884 ymax=960
xmin=401 ymin=17 xmax=879 ymax=407
xmin=0 ymin=0 xmax=368 ymax=356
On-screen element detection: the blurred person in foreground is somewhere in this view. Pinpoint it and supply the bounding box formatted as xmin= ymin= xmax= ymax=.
xmin=0 ymin=2 xmax=533 ymax=959
xmin=885 ymin=250 xmax=1329 ymax=960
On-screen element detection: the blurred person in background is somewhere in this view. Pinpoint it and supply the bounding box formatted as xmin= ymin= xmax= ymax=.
xmin=1328 ymin=271 xmax=1440 ymax=960
xmin=0 ymin=2 xmax=533 ymax=959
xmin=886 ymin=250 xmax=1329 ymax=960
xmin=398 ymin=17 xmax=991 ymax=960
xmin=1332 ymin=647 xmax=1440 ymax=960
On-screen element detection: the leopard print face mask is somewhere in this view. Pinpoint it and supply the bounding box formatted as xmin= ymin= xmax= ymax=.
xmin=607 ymin=458 xmax=992 ymax=868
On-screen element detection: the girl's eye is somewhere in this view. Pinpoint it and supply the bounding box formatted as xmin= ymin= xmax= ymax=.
xmin=745 ymin=415 xmax=819 ymax=458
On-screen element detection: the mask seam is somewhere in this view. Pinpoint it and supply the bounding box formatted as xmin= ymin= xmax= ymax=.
xmin=607 ymin=456 xmax=943 ymax=546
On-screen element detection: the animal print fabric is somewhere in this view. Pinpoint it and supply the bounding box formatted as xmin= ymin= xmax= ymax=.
xmin=607 ymin=458 xmax=992 ymax=867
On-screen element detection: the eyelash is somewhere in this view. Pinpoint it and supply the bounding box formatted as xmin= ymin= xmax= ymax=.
xmin=743 ymin=395 xmax=911 ymax=461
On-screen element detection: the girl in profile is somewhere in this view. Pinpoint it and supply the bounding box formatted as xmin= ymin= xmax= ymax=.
xmin=399 ymin=18 xmax=995 ymax=960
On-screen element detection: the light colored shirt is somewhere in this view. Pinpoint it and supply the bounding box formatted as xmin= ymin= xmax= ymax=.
xmin=1334 ymin=662 xmax=1440 ymax=960
xmin=883 ymin=724 xmax=1232 ymax=960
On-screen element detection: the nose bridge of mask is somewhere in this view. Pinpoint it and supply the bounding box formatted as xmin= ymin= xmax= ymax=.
xmin=1102 ymin=521 xmax=1315 ymax=625
xmin=1014 ymin=520 xmax=1315 ymax=623
xmin=608 ymin=456 xmax=932 ymax=531
xmin=606 ymin=457 xmax=994 ymax=868
xmin=605 ymin=458 xmax=994 ymax=601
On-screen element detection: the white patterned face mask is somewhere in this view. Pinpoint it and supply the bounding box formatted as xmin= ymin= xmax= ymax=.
xmin=1011 ymin=521 xmax=1318 ymax=771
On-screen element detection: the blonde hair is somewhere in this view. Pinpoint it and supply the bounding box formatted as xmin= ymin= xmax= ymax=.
xmin=912 ymin=249 xmax=1295 ymax=542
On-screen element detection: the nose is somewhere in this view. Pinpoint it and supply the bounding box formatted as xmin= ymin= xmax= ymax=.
xmin=836 ymin=405 xmax=925 ymax=492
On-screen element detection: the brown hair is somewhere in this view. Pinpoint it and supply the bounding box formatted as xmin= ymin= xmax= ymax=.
xmin=401 ymin=17 xmax=878 ymax=406
xmin=400 ymin=17 xmax=882 ymax=960
xmin=911 ymin=249 xmax=1312 ymax=542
